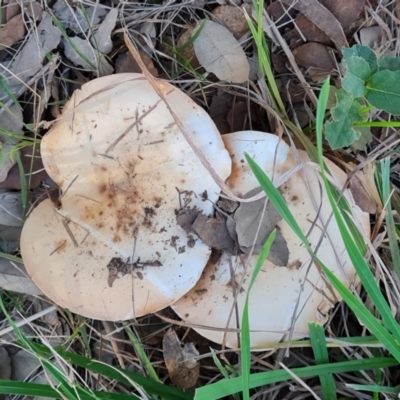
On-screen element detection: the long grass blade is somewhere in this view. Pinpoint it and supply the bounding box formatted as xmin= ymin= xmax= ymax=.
xmin=0 ymin=380 xmax=145 ymax=399
xmin=195 ymin=357 xmax=398 ymax=399
xmin=240 ymin=230 xmax=276 ymax=400
xmin=308 ymin=323 xmax=337 ymax=399
xmin=379 ymin=158 xmax=400 ymax=277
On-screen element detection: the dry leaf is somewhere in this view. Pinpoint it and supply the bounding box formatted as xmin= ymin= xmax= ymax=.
xmin=176 ymin=28 xmax=199 ymax=68
xmin=208 ymin=92 xmax=232 ymax=134
xmin=234 ymin=187 xmax=279 ymax=251
xmin=280 ymin=80 xmax=309 ymax=103
xmin=53 ymin=0 xmax=89 ymax=33
xmin=10 ymin=350 xmax=41 ymax=380
xmin=292 ymin=42 xmax=335 ymax=71
xmin=192 ymin=213 xmax=235 ymax=252
xmin=23 ymin=1 xmax=43 ymax=21
xmin=115 ymin=50 xmax=158 ymax=76
xmin=294 ymin=0 xmax=365 ymax=44
xmin=280 ymin=0 xmax=348 ymax=51
xmin=348 ymin=162 xmax=382 ymax=214
xmin=0 ymin=258 xmax=43 ymax=295
xmin=192 ymin=20 xmax=249 ymax=83
xmin=0 ymin=347 xmax=11 ymax=380
xmin=267 ymin=228 xmax=290 ymax=266
xmin=0 ymin=146 xmax=47 ymax=190
xmin=0 ymin=190 xmax=23 ymax=227
xmin=227 ymin=101 xmax=247 ymax=131
xmin=212 ymin=5 xmax=250 ymax=39
xmin=266 ymin=1 xmax=297 ymax=25
xmin=0 ymin=13 xmax=62 ymax=105
xmin=163 ymin=329 xmax=200 ymax=390
xmin=295 ymin=13 xmax=331 ymax=44
xmin=358 ymin=26 xmax=382 ymax=48
xmin=0 ymin=104 xmax=24 ymax=183
xmin=320 ymin=0 xmax=365 ymax=30
xmin=92 ymin=8 xmax=118 ymax=54
xmin=271 ymin=53 xmax=290 ymax=74
xmin=0 ymin=14 xmax=25 ymax=51
xmin=5 ymin=0 xmax=20 ymax=21
xmin=63 ymin=37 xmax=113 ymax=77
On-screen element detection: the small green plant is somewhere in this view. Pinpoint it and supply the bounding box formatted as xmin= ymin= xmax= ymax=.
xmin=326 ymin=44 xmax=400 ymax=149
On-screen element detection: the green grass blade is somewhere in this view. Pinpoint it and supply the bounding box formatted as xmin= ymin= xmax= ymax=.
xmin=240 ymin=230 xmax=276 ymax=400
xmin=308 ymin=323 xmax=337 ymax=399
xmin=194 ymin=358 xmax=398 ymax=399
xmin=315 ymin=79 xmax=400 ymax=340
xmin=0 ymin=380 xmax=143 ymax=400
xmin=15 ymin=150 xmax=27 ymax=224
xmin=0 ymin=294 xmax=188 ymax=400
xmin=320 ymin=266 xmax=400 ymax=360
xmin=123 ymin=323 xmax=161 ymax=383
xmin=346 ymin=384 xmax=400 ymax=394
xmin=245 ymin=152 xmax=400 ymax=360
xmin=0 ymin=253 xmax=23 ymax=262
xmin=210 ymin=349 xmax=230 ymax=380
xmin=43 ymin=346 xmax=192 ymax=400
xmin=0 ymin=77 xmax=22 ymax=109
xmin=246 ymin=0 xmax=286 ymax=116
xmin=379 ymin=157 xmax=400 ymax=277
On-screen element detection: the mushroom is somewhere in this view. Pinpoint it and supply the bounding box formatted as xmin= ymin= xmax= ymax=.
xmin=20 ymin=73 xmax=231 ymax=321
xmin=172 ymin=131 xmax=370 ymax=349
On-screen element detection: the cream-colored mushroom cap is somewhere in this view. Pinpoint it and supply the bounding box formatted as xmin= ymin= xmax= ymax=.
xmin=21 ymin=73 xmax=231 ymax=321
xmin=172 ymin=131 xmax=370 ymax=349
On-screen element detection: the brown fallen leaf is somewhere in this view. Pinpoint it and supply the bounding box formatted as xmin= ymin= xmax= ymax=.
xmin=280 ymin=0 xmax=348 ymax=51
xmin=295 ymin=13 xmax=331 ymax=44
xmin=176 ymin=28 xmax=200 ymax=68
xmin=266 ymin=1 xmax=297 ymax=26
xmin=192 ymin=213 xmax=236 ymax=252
xmin=0 ymin=14 xmax=25 ymax=51
xmin=0 ymin=146 xmax=48 ymax=190
xmin=163 ymin=329 xmax=200 ymax=390
xmin=292 ymin=42 xmax=335 ymax=71
xmin=176 ymin=206 xmax=201 ymax=234
xmin=115 ymin=50 xmax=158 ymax=76
xmin=5 ymin=0 xmax=20 ymax=21
xmin=294 ymin=0 xmax=365 ymax=44
xmin=227 ymin=100 xmax=247 ymax=132
xmin=234 ymin=187 xmax=280 ymax=251
xmin=271 ymin=53 xmax=290 ymax=74
xmin=208 ymin=92 xmax=232 ymax=134
xmin=211 ymin=5 xmax=251 ymax=39
xmin=320 ymin=0 xmax=365 ymax=30
xmin=280 ymin=80 xmax=309 ymax=103
xmin=348 ymin=162 xmax=382 ymax=214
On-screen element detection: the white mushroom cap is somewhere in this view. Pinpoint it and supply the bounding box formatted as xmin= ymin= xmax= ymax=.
xmin=172 ymin=131 xmax=370 ymax=349
xmin=21 ymin=73 xmax=231 ymax=321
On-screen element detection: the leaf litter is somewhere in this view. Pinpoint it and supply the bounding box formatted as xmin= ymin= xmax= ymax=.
xmin=192 ymin=19 xmax=249 ymax=83
xmin=163 ymin=328 xmax=200 ymax=390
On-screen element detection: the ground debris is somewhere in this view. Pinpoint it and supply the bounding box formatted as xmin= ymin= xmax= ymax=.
xmin=192 ymin=212 xmax=235 ymax=252
xmin=176 ymin=206 xmax=201 ymax=234
xmin=163 ymin=328 xmax=200 ymax=390
xmin=193 ymin=19 xmax=249 ymax=83
xmin=0 ymin=13 xmax=25 ymax=51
